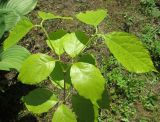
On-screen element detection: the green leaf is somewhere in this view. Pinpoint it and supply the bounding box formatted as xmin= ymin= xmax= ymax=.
xmin=0 ymin=14 xmax=5 ymax=38
xmin=52 ymin=104 xmax=77 ymax=122
xmin=76 ymin=9 xmax=107 ymax=27
xmin=104 ymin=32 xmax=156 ymax=73
xmin=50 ymin=61 xmax=71 ymax=89
xmin=0 ymin=45 xmax=31 ymax=71
xmin=47 ymin=30 xmax=67 ymax=55
xmin=0 ymin=9 xmax=20 ymax=31
xmin=70 ymin=62 xmax=105 ymax=103
xmin=5 ymin=10 xmax=20 ymax=31
xmin=0 ymin=1 xmax=8 ymax=9
xmin=72 ymin=95 xmax=99 ymax=122
xmin=78 ymin=53 xmax=96 ymax=65
xmin=38 ymin=11 xmax=73 ymax=20
xmin=0 ymin=62 xmax=13 ymax=71
xmin=63 ymin=31 xmax=89 ymax=57
xmin=22 ymin=88 xmax=58 ymax=114
xmin=0 ymin=46 xmax=2 ymax=53
xmin=3 ymin=18 xmax=33 ymax=50
xmin=49 ymin=30 xmax=67 ymax=40
xmin=18 ymin=53 xmax=55 ymax=84
xmin=6 ymin=0 xmax=38 ymax=15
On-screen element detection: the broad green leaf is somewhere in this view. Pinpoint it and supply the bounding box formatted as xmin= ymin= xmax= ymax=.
xmin=6 ymin=0 xmax=38 ymax=15
xmin=78 ymin=53 xmax=96 ymax=65
xmin=5 ymin=10 xmax=20 ymax=31
xmin=0 ymin=46 xmax=2 ymax=53
xmin=0 ymin=14 xmax=5 ymax=38
xmin=0 ymin=9 xmax=20 ymax=31
xmin=3 ymin=18 xmax=33 ymax=50
xmin=22 ymin=88 xmax=58 ymax=114
xmin=76 ymin=9 xmax=107 ymax=27
xmin=52 ymin=104 xmax=77 ymax=122
xmin=50 ymin=61 xmax=71 ymax=89
xmin=49 ymin=30 xmax=67 ymax=40
xmin=72 ymin=95 xmax=99 ymax=122
xmin=38 ymin=11 xmax=73 ymax=20
xmin=70 ymin=62 xmax=105 ymax=103
xmin=47 ymin=30 xmax=67 ymax=55
xmin=0 ymin=1 xmax=8 ymax=9
xmin=0 ymin=45 xmax=30 ymax=71
xmin=18 ymin=53 xmax=55 ymax=84
xmin=63 ymin=31 xmax=89 ymax=57
xmin=104 ymin=32 xmax=156 ymax=73
xmin=46 ymin=39 xmax=64 ymax=55
xmin=0 ymin=62 xmax=13 ymax=71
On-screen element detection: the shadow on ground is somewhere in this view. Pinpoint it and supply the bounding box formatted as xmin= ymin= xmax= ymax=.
xmin=0 ymin=78 xmax=37 ymax=122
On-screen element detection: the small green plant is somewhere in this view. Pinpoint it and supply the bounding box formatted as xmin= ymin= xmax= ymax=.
xmin=141 ymin=24 xmax=160 ymax=69
xmin=140 ymin=0 xmax=160 ymax=17
xmin=0 ymin=0 xmax=37 ymax=39
xmin=123 ymin=13 xmax=134 ymax=32
xmin=1 ymin=8 xmax=157 ymax=121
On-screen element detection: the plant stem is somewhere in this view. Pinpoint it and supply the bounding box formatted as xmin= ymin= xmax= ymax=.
xmin=36 ymin=20 xmax=55 ymax=53
xmin=41 ymin=26 xmax=50 ymax=39
xmin=76 ymin=26 xmax=99 ymax=58
xmin=63 ymin=71 xmax=67 ymax=104
xmin=95 ymin=26 xmax=98 ymax=34
xmin=40 ymin=20 xmax=50 ymax=40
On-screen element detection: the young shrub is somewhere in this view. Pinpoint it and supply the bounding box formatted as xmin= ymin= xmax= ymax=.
xmin=3 ymin=9 xmax=157 ymax=121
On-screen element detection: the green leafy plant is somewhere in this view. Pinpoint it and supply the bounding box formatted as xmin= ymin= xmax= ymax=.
xmin=140 ymin=0 xmax=160 ymax=18
xmin=0 ymin=0 xmax=37 ymax=39
xmin=102 ymin=54 xmax=160 ymax=121
xmin=0 ymin=18 xmax=33 ymax=71
xmin=2 ymin=9 xmax=157 ymax=121
xmin=141 ymin=24 xmax=160 ymax=69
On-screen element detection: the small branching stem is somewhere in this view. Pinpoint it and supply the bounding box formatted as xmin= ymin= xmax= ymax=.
xmin=75 ymin=26 xmax=100 ymax=59
xmin=63 ymin=71 xmax=67 ymax=104
xmin=35 ymin=20 xmax=55 ymax=52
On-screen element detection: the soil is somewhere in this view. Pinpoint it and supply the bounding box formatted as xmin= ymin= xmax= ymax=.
xmin=0 ymin=0 xmax=159 ymax=122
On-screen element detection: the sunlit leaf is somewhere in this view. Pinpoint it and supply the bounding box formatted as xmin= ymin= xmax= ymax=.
xmin=52 ymin=104 xmax=77 ymax=122
xmin=0 ymin=62 xmax=12 ymax=71
xmin=0 ymin=45 xmax=30 ymax=71
xmin=18 ymin=53 xmax=55 ymax=84
xmin=104 ymin=32 xmax=156 ymax=73
xmin=3 ymin=18 xmax=33 ymax=50
xmin=23 ymin=88 xmax=58 ymax=114
xmin=63 ymin=31 xmax=88 ymax=57
xmin=70 ymin=62 xmax=105 ymax=103
xmin=76 ymin=9 xmax=107 ymax=27
xmin=47 ymin=30 xmax=67 ymax=55
xmin=6 ymin=0 xmax=38 ymax=15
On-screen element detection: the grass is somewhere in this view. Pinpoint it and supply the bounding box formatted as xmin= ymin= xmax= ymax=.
xmin=95 ymin=21 xmax=160 ymax=121
xmin=140 ymin=0 xmax=160 ymax=18
xmin=94 ymin=11 xmax=160 ymax=120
